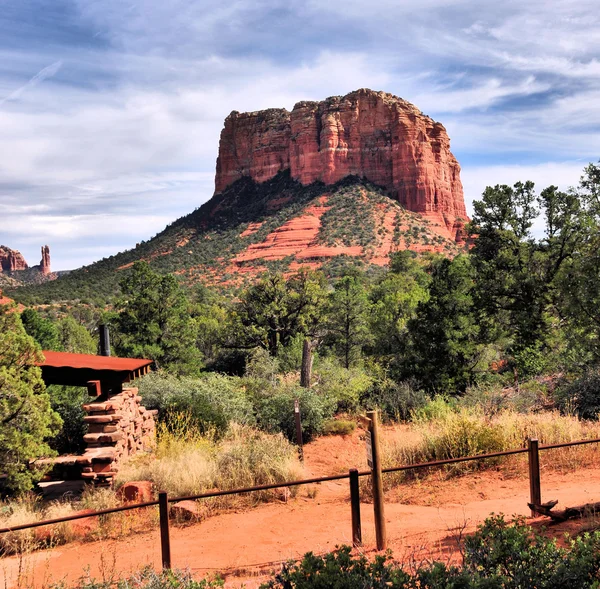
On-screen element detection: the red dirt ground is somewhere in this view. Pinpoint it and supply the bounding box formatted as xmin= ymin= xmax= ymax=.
xmin=3 ymin=427 xmax=600 ymax=588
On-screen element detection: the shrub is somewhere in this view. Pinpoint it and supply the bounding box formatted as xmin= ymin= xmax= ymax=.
xmin=411 ymin=395 xmax=456 ymax=422
xmin=252 ymin=384 xmax=335 ymax=443
xmin=322 ymin=419 xmax=356 ymax=436
xmin=557 ymin=368 xmax=600 ymax=419
xmin=261 ymin=516 xmax=600 ymax=589
xmin=48 ymin=386 xmax=89 ymax=455
xmin=362 ymin=377 xmax=430 ymax=422
xmin=115 ymin=421 xmax=303 ymax=504
xmin=261 ymin=545 xmax=410 ymax=589
xmin=138 ymin=372 xmax=254 ymax=434
xmin=313 ymin=359 xmax=373 ymax=413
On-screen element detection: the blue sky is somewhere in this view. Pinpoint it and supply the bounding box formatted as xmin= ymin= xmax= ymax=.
xmin=0 ymin=0 xmax=599 ymax=270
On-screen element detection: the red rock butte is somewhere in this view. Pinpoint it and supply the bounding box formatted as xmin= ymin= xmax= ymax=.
xmin=0 ymin=246 xmax=28 ymax=272
xmin=215 ymin=88 xmax=468 ymax=240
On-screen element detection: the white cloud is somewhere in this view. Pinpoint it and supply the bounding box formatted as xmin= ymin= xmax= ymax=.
xmin=461 ymin=160 xmax=588 ymax=213
xmin=1 ymin=0 xmax=600 ymax=270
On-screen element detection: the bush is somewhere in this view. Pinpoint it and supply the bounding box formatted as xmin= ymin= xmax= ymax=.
xmin=557 ymin=368 xmax=600 ymax=419
xmin=362 ymin=377 xmax=430 ymax=422
xmin=322 ymin=419 xmax=356 ymax=436
xmin=48 ymin=386 xmax=88 ymax=455
xmin=411 ymin=395 xmax=456 ymax=422
xmin=253 ymin=385 xmax=335 ymax=443
xmin=138 ymin=372 xmax=254 ymax=434
xmin=116 ymin=420 xmax=303 ymax=504
xmin=261 ymin=545 xmax=409 ymax=589
xmin=261 ymin=516 xmax=600 ymax=589
xmin=313 ymin=359 xmax=373 ymax=413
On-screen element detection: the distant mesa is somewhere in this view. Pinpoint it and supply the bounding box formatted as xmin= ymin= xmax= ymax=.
xmin=215 ymin=88 xmax=468 ymax=241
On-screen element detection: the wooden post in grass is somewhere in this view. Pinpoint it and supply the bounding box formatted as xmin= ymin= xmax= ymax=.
xmin=158 ymin=491 xmax=172 ymax=570
xmin=294 ymin=399 xmax=304 ymax=462
xmin=528 ymin=438 xmax=541 ymax=517
xmin=366 ymin=410 xmax=387 ymax=550
xmin=349 ymin=468 xmax=362 ymax=546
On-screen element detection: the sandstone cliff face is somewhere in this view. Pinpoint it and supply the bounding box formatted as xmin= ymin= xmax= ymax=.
xmin=215 ymin=89 xmax=467 ymax=236
xmin=0 ymin=246 xmax=28 ymax=272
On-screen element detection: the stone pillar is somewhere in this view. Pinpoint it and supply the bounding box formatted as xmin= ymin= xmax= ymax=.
xmin=80 ymin=387 xmax=157 ymax=486
xmin=40 ymin=245 xmax=51 ymax=275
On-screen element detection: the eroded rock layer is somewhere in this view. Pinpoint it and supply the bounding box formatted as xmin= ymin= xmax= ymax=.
xmin=215 ymin=89 xmax=467 ymax=236
xmin=0 ymin=246 xmax=28 ymax=272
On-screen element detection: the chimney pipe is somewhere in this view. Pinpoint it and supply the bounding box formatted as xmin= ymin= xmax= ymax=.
xmin=99 ymin=324 xmax=111 ymax=356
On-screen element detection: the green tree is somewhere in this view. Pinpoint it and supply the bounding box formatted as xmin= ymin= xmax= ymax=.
xmin=0 ymin=305 xmax=61 ymax=494
xmin=233 ymin=270 xmax=325 ymax=357
xmin=20 ymin=308 xmax=61 ymax=351
xmin=370 ymin=252 xmax=430 ymax=359
xmin=190 ymin=284 xmax=230 ymax=366
xmin=470 ymin=179 xmax=585 ymax=379
xmin=324 ymin=274 xmax=372 ymax=369
xmin=555 ymin=163 xmax=600 ymax=363
xmin=57 ymin=316 xmax=97 ymax=354
xmin=115 ymin=261 xmax=201 ymax=375
xmin=406 ymin=255 xmax=486 ymax=392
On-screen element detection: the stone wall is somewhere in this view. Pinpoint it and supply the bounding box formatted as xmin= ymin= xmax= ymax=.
xmin=79 ymin=387 xmax=156 ymax=485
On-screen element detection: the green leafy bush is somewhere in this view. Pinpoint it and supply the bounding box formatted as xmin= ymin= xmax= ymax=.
xmin=361 ymin=377 xmax=429 ymax=421
xmin=48 ymin=386 xmax=88 ymax=454
xmin=138 ymin=372 xmax=254 ymax=434
xmin=261 ymin=545 xmax=410 ymax=589
xmin=252 ymin=385 xmax=335 ymax=443
xmin=262 ymin=516 xmax=600 ymax=589
xmin=322 ymin=419 xmax=356 ymax=436
xmin=557 ymin=367 xmax=600 ymax=419
xmin=313 ymin=359 xmax=373 ymax=413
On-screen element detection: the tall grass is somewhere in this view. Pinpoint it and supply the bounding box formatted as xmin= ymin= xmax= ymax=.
xmin=0 ymin=489 xmax=113 ymax=555
xmin=115 ymin=414 xmax=304 ymax=508
xmin=377 ymin=407 xmax=600 ymax=491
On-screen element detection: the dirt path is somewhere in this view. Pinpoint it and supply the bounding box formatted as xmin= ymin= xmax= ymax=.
xmin=2 ymin=429 xmax=600 ymax=588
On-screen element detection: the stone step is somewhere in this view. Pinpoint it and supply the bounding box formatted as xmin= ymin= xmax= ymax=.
xmin=83 ymin=415 xmax=122 ymax=424
xmin=80 ymin=448 xmax=116 ymax=463
xmin=82 ymin=402 xmax=123 ymax=412
xmin=84 ymin=432 xmax=124 ymax=444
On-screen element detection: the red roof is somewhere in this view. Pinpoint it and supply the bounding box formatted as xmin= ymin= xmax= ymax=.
xmin=38 ymin=351 xmax=153 ymax=372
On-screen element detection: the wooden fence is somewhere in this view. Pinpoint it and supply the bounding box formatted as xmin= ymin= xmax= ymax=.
xmin=1 ymin=434 xmax=599 ymax=571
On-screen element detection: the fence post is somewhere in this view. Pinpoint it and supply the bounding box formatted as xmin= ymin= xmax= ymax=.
xmin=528 ymin=438 xmax=541 ymax=516
xmin=294 ymin=399 xmax=304 ymax=462
xmin=366 ymin=410 xmax=387 ymax=550
xmin=349 ymin=469 xmax=362 ymax=546
xmin=158 ymin=491 xmax=172 ymax=570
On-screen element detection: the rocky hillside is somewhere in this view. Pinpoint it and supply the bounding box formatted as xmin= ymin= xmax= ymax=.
xmin=9 ymin=89 xmax=469 ymax=305
xmin=0 ymin=245 xmax=54 ymax=288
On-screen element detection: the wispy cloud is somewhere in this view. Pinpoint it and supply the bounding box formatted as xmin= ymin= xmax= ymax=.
xmin=0 ymin=0 xmax=598 ymax=269
xmin=0 ymin=60 xmax=62 ymax=107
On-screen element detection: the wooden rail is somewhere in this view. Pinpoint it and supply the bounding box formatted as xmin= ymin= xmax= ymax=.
xmin=1 ymin=435 xmax=598 ymax=570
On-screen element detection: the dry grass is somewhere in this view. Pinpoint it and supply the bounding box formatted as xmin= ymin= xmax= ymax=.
xmin=0 ymin=418 xmax=303 ymax=558
xmin=115 ymin=418 xmax=304 ymax=510
xmin=364 ymin=408 xmax=600 ymax=494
